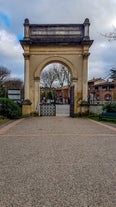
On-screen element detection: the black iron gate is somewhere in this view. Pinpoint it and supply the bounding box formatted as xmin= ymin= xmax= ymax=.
xmin=70 ymin=85 xmax=74 ymax=117
xmin=40 ymin=104 xmax=56 ymax=116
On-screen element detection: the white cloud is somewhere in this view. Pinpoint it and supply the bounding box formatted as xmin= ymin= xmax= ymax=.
xmin=0 ymin=0 xmax=116 ymax=80
xmin=0 ymin=29 xmax=23 ymax=59
xmin=0 ymin=29 xmax=23 ymax=79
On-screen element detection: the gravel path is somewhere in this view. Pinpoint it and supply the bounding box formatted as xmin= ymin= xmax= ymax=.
xmin=0 ymin=117 xmax=116 ymax=207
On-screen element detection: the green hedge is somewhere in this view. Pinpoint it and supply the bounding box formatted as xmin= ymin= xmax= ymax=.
xmin=103 ymin=102 xmax=116 ymax=113
xmin=0 ymin=98 xmax=21 ymax=119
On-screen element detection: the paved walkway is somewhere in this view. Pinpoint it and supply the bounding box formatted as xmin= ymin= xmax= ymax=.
xmin=56 ymin=104 xmax=70 ymax=116
xmin=0 ymin=117 xmax=116 ymax=207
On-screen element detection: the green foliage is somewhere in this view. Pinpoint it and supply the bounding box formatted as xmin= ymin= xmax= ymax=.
xmin=0 ymin=85 xmax=6 ymax=97
xmin=0 ymin=98 xmax=21 ymax=119
xmin=113 ymin=92 xmax=116 ymax=101
xmin=0 ymin=117 xmax=10 ymax=126
xmin=103 ymin=102 xmax=116 ymax=113
xmin=89 ymin=115 xmax=116 ymax=124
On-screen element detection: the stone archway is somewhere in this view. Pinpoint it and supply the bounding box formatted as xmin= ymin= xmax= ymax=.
xmin=20 ymin=18 xmax=93 ymax=116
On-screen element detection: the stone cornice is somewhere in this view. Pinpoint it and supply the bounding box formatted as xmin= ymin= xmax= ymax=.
xmin=20 ymin=19 xmax=93 ymax=48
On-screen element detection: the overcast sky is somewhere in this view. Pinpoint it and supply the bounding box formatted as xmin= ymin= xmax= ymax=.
xmin=0 ymin=0 xmax=116 ymax=80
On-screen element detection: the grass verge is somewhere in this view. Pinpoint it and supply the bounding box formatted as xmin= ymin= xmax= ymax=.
xmin=89 ymin=116 xmax=116 ymax=124
xmin=0 ymin=118 xmax=10 ymax=126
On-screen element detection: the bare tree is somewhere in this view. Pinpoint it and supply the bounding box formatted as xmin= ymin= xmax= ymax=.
xmin=40 ymin=63 xmax=71 ymax=88
xmin=4 ymin=78 xmax=24 ymax=100
xmin=40 ymin=64 xmax=71 ymax=103
xmin=102 ymin=26 xmax=116 ymax=41
xmin=4 ymin=78 xmax=23 ymax=89
xmin=53 ymin=63 xmax=71 ymax=103
xmin=53 ymin=64 xmax=71 ymax=87
xmin=101 ymin=27 xmax=116 ymax=80
xmin=40 ymin=67 xmax=57 ymax=88
xmin=0 ymin=66 xmax=24 ymax=98
xmin=40 ymin=63 xmax=71 ymax=87
xmin=109 ymin=68 xmax=116 ymax=80
xmin=0 ymin=66 xmax=10 ymax=83
xmin=0 ymin=66 xmax=11 ymax=97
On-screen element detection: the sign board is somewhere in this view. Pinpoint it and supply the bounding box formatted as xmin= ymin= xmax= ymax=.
xmin=8 ymin=89 xmax=21 ymax=101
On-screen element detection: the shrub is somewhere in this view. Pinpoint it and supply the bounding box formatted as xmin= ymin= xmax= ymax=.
xmin=0 ymin=98 xmax=21 ymax=119
xmin=103 ymin=102 xmax=116 ymax=113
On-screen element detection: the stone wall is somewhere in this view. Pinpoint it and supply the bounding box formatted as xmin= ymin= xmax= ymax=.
xmin=89 ymin=104 xmax=104 ymax=115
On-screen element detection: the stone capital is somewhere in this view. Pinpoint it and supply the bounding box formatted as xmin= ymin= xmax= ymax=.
xmin=83 ymin=52 xmax=90 ymax=58
xmin=71 ymin=77 xmax=78 ymax=82
xmin=34 ymin=77 xmax=40 ymax=81
xmin=23 ymin=53 xmax=30 ymax=60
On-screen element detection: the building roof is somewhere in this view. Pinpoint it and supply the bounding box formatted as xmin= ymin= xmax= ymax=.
xmin=88 ymin=78 xmax=116 ymax=86
xmin=88 ymin=78 xmax=103 ymax=83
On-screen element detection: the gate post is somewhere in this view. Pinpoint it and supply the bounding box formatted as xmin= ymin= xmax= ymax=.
xmin=24 ymin=54 xmax=30 ymax=100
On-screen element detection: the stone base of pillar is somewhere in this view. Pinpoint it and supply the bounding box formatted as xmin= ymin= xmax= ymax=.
xmin=81 ymin=105 xmax=89 ymax=113
xmin=22 ymin=105 xmax=32 ymax=116
xmin=74 ymin=103 xmax=89 ymax=117
xmin=22 ymin=99 xmax=32 ymax=116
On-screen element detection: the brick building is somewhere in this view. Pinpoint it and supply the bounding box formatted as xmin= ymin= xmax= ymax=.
xmin=56 ymin=86 xmax=69 ymax=104
xmin=88 ymin=78 xmax=116 ymax=103
xmin=40 ymin=86 xmax=69 ymax=104
xmin=40 ymin=78 xmax=116 ymax=105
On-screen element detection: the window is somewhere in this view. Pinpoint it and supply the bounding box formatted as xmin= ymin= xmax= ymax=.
xmin=96 ymin=95 xmax=100 ymax=100
xmin=104 ymin=94 xmax=111 ymax=101
xmin=95 ymin=86 xmax=99 ymax=92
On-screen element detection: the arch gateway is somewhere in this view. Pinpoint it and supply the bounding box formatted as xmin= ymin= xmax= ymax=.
xmin=20 ymin=18 xmax=93 ymax=116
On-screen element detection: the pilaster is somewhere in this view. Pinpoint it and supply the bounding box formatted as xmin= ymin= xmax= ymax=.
xmin=82 ymin=53 xmax=90 ymax=101
xmin=34 ymin=77 xmax=40 ymax=110
xmin=24 ymin=54 xmax=30 ymax=100
xmin=24 ymin=18 xmax=30 ymax=40
xmin=83 ymin=18 xmax=90 ymax=40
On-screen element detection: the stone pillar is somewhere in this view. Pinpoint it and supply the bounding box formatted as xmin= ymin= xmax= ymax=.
xmin=71 ymin=77 xmax=78 ymax=114
xmin=83 ymin=18 xmax=90 ymax=40
xmin=82 ymin=53 xmax=90 ymax=101
xmin=34 ymin=77 xmax=40 ymax=111
xmin=24 ymin=54 xmax=30 ymax=100
xmin=24 ymin=18 xmax=30 ymax=40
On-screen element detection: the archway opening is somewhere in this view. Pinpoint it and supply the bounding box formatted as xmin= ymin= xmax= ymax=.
xmin=40 ymin=62 xmax=72 ymax=116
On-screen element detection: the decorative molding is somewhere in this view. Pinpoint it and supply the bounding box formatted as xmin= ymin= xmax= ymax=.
xmin=23 ymin=53 xmax=30 ymax=59
xmin=34 ymin=77 xmax=40 ymax=81
xmin=83 ymin=52 xmax=90 ymax=58
xmin=35 ymin=55 xmax=74 ymax=77
xmin=71 ymin=77 xmax=78 ymax=81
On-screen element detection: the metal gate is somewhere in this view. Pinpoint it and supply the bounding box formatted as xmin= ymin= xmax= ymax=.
xmin=40 ymin=104 xmax=56 ymax=116
xmin=70 ymin=85 xmax=74 ymax=117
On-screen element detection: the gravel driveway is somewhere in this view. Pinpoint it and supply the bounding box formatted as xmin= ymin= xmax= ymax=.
xmin=0 ymin=117 xmax=116 ymax=207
